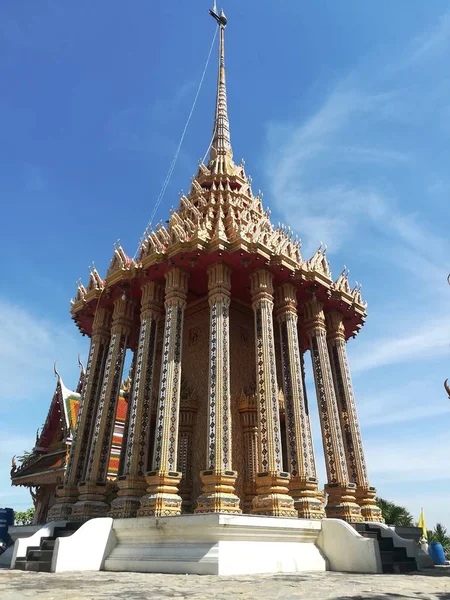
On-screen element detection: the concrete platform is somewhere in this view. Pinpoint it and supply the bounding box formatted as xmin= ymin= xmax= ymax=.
xmin=105 ymin=514 xmax=327 ymax=575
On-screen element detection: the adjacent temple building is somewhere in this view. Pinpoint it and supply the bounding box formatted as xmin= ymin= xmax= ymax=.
xmin=14 ymin=8 xmax=382 ymax=527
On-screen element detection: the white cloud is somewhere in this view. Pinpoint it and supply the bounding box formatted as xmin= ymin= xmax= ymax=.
xmin=0 ymin=298 xmax=87 ymax=404
xmin=349 ymin=316 xmax=450 ymax=374
xmin=263 ymin=11 xmax=450 ymax=260
xmin=365 ymin=433 xmax=450 ymax=485
xmin=408 ymin=11 xmax=450 ymax=65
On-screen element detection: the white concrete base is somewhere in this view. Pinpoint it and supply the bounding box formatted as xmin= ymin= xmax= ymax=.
xmin=11 ymin=522 xmax=67 ymax=569
xmin=52 ymin=517 xmax=116 ymax=572
xmin=105 ymin=514 xmax=326 ymax=575
xmin=0 ymin=526 xmax=40 ymax=568
xmin=317 ymin=519 xmax=382 ymax=574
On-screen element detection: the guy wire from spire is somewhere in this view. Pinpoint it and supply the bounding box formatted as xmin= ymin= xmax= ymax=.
xmin=133 ymin=25 xmax=218 ymax=260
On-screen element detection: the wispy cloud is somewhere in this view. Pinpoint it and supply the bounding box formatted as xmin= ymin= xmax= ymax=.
xmin=357 ymin=379 xmax=450 ymax=428
xmin=264 ymin=11 xmax=450 ymax=260
xmin=0 ymin=298 xmax=87 ymax=405
xmin=349 ymin=317 xmax=450 ymax=375
xmin=365 ymin=432 xmax=450 ymax=484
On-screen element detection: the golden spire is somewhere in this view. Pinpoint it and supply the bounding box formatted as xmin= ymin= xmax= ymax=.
xmin=209 ymin=5 xmax=232 ymax=172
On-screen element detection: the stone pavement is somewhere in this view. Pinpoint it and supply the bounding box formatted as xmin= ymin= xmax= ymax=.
xmin=0 ymin=568 xmax=449 ymax=600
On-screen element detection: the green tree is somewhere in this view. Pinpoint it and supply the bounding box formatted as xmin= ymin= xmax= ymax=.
xmin=376 ymin=497 xmax=414 ymax=526
xmin=428 ymin=523 xmax=450 ymax=559
xmin=14 ymin=507 xmax=35 ymax=526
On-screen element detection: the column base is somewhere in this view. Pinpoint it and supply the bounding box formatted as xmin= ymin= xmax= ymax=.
xmin=290 ymin=476 xmax=325 ymax=520
xmin=137 ymin=470 xmax=183 ymax=517
xmin=195 ymin=470 xmax=242 ymax=514
xmin=324 ymin=482 xmax=362 ymax=522
xmin=242 ymin=483 xmax=257 ymax=515
xmin=46 ymin=485 xmax=78 ymax=521
xmin=70 ymin=481 xmax=109 ymax=522
xmin=251 ymin=472 xmax=297 ymax=518
xmin=179 ymin=481 xmax=195 ymax=514
xmin=109 ymin=475 xmax=148 ymax=519
xmin=356 ymin=485 xmax=384 ymax=523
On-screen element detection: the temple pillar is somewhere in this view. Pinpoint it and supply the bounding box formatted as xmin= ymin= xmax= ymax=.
xmin=303 ymin=296 xmax=362 ymax=522
xmin=274 ymin=284 xmax=324 ymax=519
xmin=195 ymin=263 xmax=241 ymax=514
xmin=109 ymin=282 xmax=164 ymax=518
xmin=47 ymin=306 xmax=111 ymax=521
xmin=238 ymin=392 xmax=259 ymax=514
xmin=138 ymin=267 xmax=189 ymax=517
xmin=249 ymin=269 xmax=296 ymax=517
xmin=71 ymin=296 xmax=135 ymax=521
xmin=178 ymin=393 xmax=198 ymax=513
xmin=326 ymin=311 xmax=382 ymax=522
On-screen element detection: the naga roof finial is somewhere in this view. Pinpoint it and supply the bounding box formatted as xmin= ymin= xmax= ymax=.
xmin=53 ymin=360 xmax=61 ymax=381
xmin=77 ymin=354 xmax=85 ymax=375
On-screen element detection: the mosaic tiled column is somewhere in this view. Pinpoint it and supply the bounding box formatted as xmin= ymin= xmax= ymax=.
xmin=275 ymin=284 xmax=324 ymax=519
xmin=250 ymin=269 xmax=297 ymax=517
xmin=117 ymin=360 xmax=135 ymax=479
xmin=47 ymin=306 xmax=111 ymax=521
xmin=138 ymin=267 xmax=189 ymax=517
xmin=326 ymin=311 xmax=382 ymax=522
xmin=178 ymin=395 xmax=198 ymax=513
xmin=238 ymin=392 xmax=259 ymax=514
xmin=71 ymin=296 xmax=135 ymax=521
xmin=303 ymin=296 xmax=362 ymax=522
xmin=109 ymin=282 xmax=164 ymax=518
xmin=195 ymin=263 xmax=241 ymax=514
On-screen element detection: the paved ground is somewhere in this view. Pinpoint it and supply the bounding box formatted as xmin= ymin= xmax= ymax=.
xmin=0 ymin=569 xmax=449 ymax=600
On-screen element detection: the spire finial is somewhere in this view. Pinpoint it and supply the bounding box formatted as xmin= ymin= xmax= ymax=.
xmin=208 ymin=4 xmax=232 ymax=171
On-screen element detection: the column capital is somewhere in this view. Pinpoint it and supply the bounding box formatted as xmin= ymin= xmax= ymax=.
xmin=303 ymin=296 xmax=325 ymax=332
xmin=141 ymin=280 xmax=164 ymax=318
xmin=274 ymin=283 xmax=298 ymax=319
xmin=164 ymin=267 xmax=189 ymax=307
xmin=111 ymin=296 xmax=135 ymax=335
xmin=325 ymin=310 xmax=346 ymax=342
xmin=250 ymin=269 xmax=274 ymax=304
xmin=207 ymin=262 xmax=232 ymax=297
xmin=92 ymin=306 xmax=112 ymax=340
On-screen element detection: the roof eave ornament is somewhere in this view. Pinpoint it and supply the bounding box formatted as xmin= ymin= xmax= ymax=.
xmin=53 ymin=360 xmax=61 ymax=382
xmin=444 ymin=378 xmax=450 ymax=400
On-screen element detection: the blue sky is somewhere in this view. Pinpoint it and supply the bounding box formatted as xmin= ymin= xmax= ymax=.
xmin=1 ymin=1 xmax=449 ymax=529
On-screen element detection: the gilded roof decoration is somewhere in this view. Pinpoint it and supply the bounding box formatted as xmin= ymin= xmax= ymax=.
xmin=106 ymin=242 xmax=135 ymax=278
xmin=86 ymin=264 xmax=104 ymax=293
xmin=305 ymin=243 xmax=332 ymax=280
xmin=333 ymin=267 xmax=352 ymax=295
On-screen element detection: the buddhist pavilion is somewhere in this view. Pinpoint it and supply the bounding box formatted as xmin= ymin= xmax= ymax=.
xmin=46 ymin=6 xmax=382 ymax=526
xmin=11 ymin=362 xmax=130 ymax=524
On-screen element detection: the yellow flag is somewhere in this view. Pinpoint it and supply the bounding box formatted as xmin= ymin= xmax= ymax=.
xmin=418 ymin=508 xmax=427 ymax=538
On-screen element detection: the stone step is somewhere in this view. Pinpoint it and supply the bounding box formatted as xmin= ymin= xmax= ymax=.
xmin=380 ymin=550 xmax=395 ymax=564
xmin=359 ymin=531 xmax=378 ymax=540
xmin=27 ymin=549 xmax=53 ymax=562
xmin=14 ymin=559 xmax=52 ymax=573
xmin=41 ymin=540 xmax=56 ymax=551
xmin=391 ymin=560 xmax=417 ymax=574
xmin=378 ymin=538 xmax=395 ymax=551
xmin=55 ymin=530 xmax=76 ymax=538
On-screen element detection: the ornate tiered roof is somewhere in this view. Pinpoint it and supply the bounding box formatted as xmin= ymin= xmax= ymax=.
xmin=70 ymin=8 xmax=367 ymax=343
